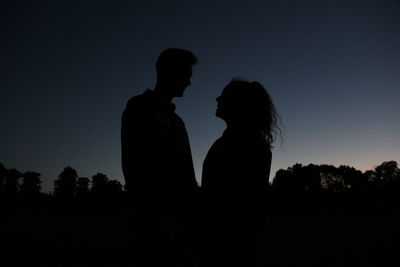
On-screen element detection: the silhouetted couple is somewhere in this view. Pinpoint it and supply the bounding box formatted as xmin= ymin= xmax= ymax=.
xmin=121 ymin=48 xmax=279 ymax=267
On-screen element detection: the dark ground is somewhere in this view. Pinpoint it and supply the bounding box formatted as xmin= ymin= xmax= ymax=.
xmin=1 ymin=212 xmax=399 ymax=267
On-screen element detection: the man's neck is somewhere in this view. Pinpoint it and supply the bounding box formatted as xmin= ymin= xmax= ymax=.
xmin=153 ymin=85 xmax=173 ymax=103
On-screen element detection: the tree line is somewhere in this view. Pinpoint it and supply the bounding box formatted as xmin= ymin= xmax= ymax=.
xmin=0 ymin=161 xmax=399 ymax=214
xmin=268 ymin=160 xmax=400 ymax=212
xmin=0 ymin=164 xmax=125 ymax=215
xmin=272 ymin=161 xmax=400 ymax=193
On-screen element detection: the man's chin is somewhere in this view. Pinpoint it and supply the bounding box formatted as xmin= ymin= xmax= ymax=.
xmin=174 ymin=91 xmax=184 ymax=97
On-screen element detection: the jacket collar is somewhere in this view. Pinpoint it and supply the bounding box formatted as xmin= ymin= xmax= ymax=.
xmin=143 ymin=89 xmax=176 ymax=112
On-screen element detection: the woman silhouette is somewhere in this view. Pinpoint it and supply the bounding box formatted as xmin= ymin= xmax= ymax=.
xmin=201 ymin=79 xmax=280 ymax=267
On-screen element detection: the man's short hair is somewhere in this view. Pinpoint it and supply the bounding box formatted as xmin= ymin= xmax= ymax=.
xmin=156 ymin=48 xmax=198 ymax=74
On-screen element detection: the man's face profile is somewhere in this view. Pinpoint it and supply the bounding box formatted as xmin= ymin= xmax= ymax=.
xmin=155 ymin=48 xmax=197 ymax=98
xmin=165 ymin=65 xmax=193 ymax=97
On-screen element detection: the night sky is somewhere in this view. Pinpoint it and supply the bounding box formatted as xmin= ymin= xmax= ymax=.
xmin=1 ymin=0 xmax=399 ymax=193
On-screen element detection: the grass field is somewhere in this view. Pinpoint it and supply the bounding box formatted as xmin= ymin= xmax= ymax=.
xmin=1 ymin=212 xmax=399 ymax=267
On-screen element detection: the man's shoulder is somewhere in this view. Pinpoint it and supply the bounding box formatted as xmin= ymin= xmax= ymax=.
xmin=123 ymin=90 xmax=157 ymax=115
xmin=126 ymin=89 xmax=152 ymax=108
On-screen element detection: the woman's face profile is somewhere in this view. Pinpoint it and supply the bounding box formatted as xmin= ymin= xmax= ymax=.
xmin=215 ymin=87 xmax=240 ymax=121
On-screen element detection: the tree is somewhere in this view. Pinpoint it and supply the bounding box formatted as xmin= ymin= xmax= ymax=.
xmin=362 ymin=161 xmax=400 ymax=192
xmin=76 ymin=177 xmax=90 ymax=197
xmin=91 ymin=173 xmax=109 ymax=196
xmin=375 ymin=161 xmax=399 ymax=178
xmin=272 ymin=163 xmax=322 ymax=192
xmin=337 ymin=165 xmax=365 ymax=192
xmin=272 ymin=164 xmax=304 ymax=192
xmin=3 ymin=168 xmax=22 ymax=198
xmin=54 ymin=166 xmax=78 ymax=200
xmin=90 ymin=173 xmax=124 ymax=213
xmin=363 ymin=170 xmax=377 ymax=191
xmin=106 ymin=180 xmax=123 ymax=196
xmin=319 ymin=164 xmax=346 ymax=193
xmin=296 ymin=164 xmax=321 ymax=192
xmin=20 ymin=171 xmax=42 ymax=198
xmin=271 ymin=168 xmax=292 ymax=189
xmin=0 ymin=162 xmax=6 ymax=195
xmin=375 ymin=161 xmax=400 ymax=192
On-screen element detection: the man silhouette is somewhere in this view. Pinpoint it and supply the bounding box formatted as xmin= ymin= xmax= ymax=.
xmin=121 ymin=48 xmax=199 ymax=266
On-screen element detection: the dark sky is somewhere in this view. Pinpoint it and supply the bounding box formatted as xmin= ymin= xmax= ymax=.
xmin=1 ymin=0 xmax=399 ymax=192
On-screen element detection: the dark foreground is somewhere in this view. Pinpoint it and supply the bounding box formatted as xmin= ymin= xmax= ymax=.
xmin=1 ymin=212 xmax=399 ymax=267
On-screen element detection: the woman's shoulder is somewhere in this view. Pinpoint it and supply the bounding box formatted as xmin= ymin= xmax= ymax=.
xmin=231 ymin=130 xmax=269 ymax=148
xmin=207 ymin=128 xmax=271 ymax=159
xmin=205 ymin=135 xmax=231 ymax=159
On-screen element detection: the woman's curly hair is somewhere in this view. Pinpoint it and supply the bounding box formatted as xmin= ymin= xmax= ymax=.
xmin=223 ymin=79 xmax=281 ymax=145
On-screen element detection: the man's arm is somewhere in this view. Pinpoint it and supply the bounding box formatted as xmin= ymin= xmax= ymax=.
xmin=121 ymin=101 xmax=159 ymax=193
